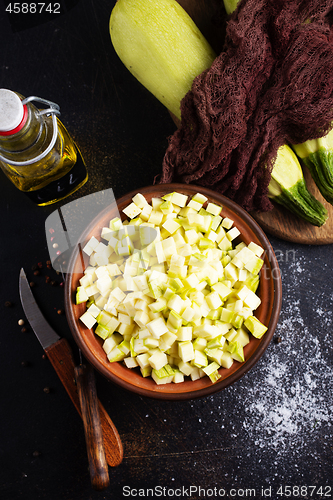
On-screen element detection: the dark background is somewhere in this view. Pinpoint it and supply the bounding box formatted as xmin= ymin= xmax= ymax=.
xmin=0 ymin=1 xmax=332 ymax=499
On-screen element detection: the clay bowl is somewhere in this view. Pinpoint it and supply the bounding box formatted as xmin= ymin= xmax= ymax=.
xmin=65 ymin=183 xmax=282 ymax=400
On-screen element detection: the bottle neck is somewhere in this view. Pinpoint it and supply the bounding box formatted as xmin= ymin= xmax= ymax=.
xmin=0 ymin=100 xmax=45 ymax=154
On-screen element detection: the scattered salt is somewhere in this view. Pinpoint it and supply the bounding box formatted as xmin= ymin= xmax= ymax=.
xmin=223 ymin=249 xmax=333 ymax=457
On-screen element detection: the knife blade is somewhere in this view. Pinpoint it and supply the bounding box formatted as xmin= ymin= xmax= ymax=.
xmin=19 ymin=269 xmax=123 ymax=481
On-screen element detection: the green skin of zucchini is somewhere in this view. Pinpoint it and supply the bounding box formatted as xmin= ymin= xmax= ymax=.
xmin=301 ymin=148 xmax=333 ymax=205
xmin=273 ymin=178 xmax=328 ymax=227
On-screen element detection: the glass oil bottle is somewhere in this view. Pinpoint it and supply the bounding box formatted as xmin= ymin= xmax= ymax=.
xmin=0 ymin=89 xmax=88 ymax=205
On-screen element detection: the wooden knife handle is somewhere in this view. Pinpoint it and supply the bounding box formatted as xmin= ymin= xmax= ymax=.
xmin=74 ymin=363 xmax=110 ymax=490
xmin=44 ymin=338 xmax=123 ymax=468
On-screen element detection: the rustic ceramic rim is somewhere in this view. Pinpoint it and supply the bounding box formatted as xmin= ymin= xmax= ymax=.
xmin=65 ymin=183 xmax=282 ymax=400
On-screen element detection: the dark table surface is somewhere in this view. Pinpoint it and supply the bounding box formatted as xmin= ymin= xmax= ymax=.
xmin=1 ymin=1 xmax=332 ymax=499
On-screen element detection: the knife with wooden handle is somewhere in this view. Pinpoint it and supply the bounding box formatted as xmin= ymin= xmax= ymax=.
xmin=19 ymin=268 xmax=123 ymax=488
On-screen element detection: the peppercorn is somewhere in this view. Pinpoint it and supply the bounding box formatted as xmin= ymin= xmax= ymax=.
xmin=57 ymin=309 xmax=64 ymax=315
xmin=32 ymin=451 xmax=41 ymax=457
xmin=31 ymin=264 xmax=38 ymax=271
xmin=21 ymin=327 xmax=28 ymax=333
xmin=43 ymin=387 xmax=51 ymax=394
xmin=45 ymin=276 xmax=50 ymax=283
xmin=33 ymin=270 xmax=40 ymax=276
xmin=274 ymin=336 xmax=282 ymax=344
xmin=37 ymin=262 xmax=43 ymax=269
xmin=4 ymin=301 xmax=12 ymax=307
xmin=21 ymin=360 xmax=29 ymax=367
xmin=29 ymin=281 xmax=35 ymax=288
xmin=50 ymin=280 xmax=58 ymax=287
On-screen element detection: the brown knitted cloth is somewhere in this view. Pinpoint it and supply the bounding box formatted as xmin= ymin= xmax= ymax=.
xmin=158 ymin=0 xmax=333 ymax=212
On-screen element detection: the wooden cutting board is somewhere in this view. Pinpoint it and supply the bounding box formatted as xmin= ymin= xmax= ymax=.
xmin=171 ymin=0 xmax=333 ymax=245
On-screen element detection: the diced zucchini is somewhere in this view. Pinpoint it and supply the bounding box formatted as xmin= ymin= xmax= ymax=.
xmin=202 ymin=362 xmax=221 ymax=383
xmin=244 ymin=315 xmax=268 ymax=339
xmin=76 ymin=286 xmax=89 ymax=305
xmin=76 ymin=190 xmax=268 ymax=386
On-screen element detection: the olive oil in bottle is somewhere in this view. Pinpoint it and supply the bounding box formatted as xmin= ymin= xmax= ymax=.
xmin=0 ymin=89 xmax=88 ymax=205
